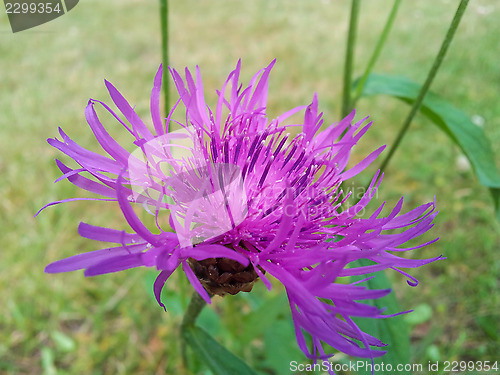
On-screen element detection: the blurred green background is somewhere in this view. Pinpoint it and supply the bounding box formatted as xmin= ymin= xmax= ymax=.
xmin=1 ymin=1 xmax=499 ymax=374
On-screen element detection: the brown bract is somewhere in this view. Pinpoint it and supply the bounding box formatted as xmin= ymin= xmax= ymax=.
xmin=188 ymin=257 xmax=264 ymax=296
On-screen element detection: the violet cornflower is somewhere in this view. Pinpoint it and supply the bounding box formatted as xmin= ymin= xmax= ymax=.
xmin=40 ymin=60 xmax=441 ymax=360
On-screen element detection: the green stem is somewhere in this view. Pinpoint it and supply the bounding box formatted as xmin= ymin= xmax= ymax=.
xmin=338 ymin=0 xmax=361 ymax=208
xmin=181 ymin=291 xmax=208 ymax=328
xmin=159 ymin=0 xmax=169 ymax=128
xmin=341 ymin=0 xmax=361 ymax=118
xmin=378 ymin=0 xmax=470 ymax=174
xmin=180 ymin=292 xmax=209 ymax=368
xmin=353 ymin=0 xmax=401 ymax=104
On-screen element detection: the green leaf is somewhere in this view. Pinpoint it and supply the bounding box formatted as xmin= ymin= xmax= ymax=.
xmin=352 ymin=259 xmax=411 ymax=375
xmin=426 ymin=344 xmax=441 ymax=362
xmin=263 ymin=319 xmax=304 ymax=375
xmin=41 ymin=347 xmax=56 ymax=375
xmin=356 ymin=73 xmax=500 ymax=220
xmin=50 ymin=330 xmax=76 ymax=352
xmin=182 ymin=325 xmax=257 ymax=375
xmin=240 ymin=293 xmax=289 ymax=342
xmin=475 ymin=315 xmax=499 ymax=341
xmin=404 ymin=303 xmax=432 ymax=326
xmin=197 ymin=303 xmax=223 ymax=338
xmin=490 ymin=188 xmax=500 ymax=222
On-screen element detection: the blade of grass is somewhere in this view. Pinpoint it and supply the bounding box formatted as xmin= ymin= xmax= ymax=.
xmin=378 ymin=0 xmax=470 ymax=174
xmin=341 ymin=0 xmax=361 ymax=118
xmin=159 ymin=0 xmax=169 ymax=128
xmin=352 ymin=0 xmax=401 ymax=105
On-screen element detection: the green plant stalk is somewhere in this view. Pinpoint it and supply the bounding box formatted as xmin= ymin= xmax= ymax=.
xmin=181 ymin=291 xmax=209 ymax=368
xmin=159 ymin=0 xmax=169 ymax=129
xmin=353 ymin=0 xmax=401 ymax=104
xmin=225 ymin=293 xmax=241 ymax=352
xmin=338 ymin=0 xmax=361 ymax=208
xmin=341 ymin=0 xmax=361 ymax=118
xmin=181 ymin=291 xmax=208 ymax=328
xmin=378 ymin=0 xmax=470 ymax=173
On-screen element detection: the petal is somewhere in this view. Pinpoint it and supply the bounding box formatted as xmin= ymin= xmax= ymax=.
xmin=56 ymin=160 xmax=116 ymax=198
xmin=84 ymin=253 xmax=144 ymax=276
xmin=85 ymin=101 xmax=131 ymax=164
xmin=182 ymin=260 xmax=211 ymax=304
xmin=45 ymin=243 xmax=148 ymax=273
xmin=35 ymin=197 xmax=117 ymax=217
xmin=150 ymin=65 xmax=165 ymax=135
xmin=49 ymin=131 xmax=122 ymax=174
xmin=339 ymin=145 xmax=385 ymax=182
xmin=183 ymin=244 xmax=249 ymax=267
xmin=116 ymin=173 xmax=162 ymax=246
xmin=78 ymin=222 xmax=142 ymax=244
xmin=104 ymin=80 xmax=153 ymax=141
xmin=154 ymin=269 xmax=176 ymax=311
xmin=247 ymin=59 xmax=275 ymax=111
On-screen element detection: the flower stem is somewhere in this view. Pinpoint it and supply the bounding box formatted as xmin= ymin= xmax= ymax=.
xmin=180 ymin=291 xmax=208 ymax=368
xmin=341 ymin=0 xmax=361 ymax=118
xmin=181 ymin=291 xmax=208 ymax=328
xmin=378 ymin=0 xmax=470 ymax=174
xmin=159 ymin=0 xmax=169 ymax=128
xmin=353 ymin=0 xmax=401 ymax=105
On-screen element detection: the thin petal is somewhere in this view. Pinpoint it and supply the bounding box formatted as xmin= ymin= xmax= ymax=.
xmin=78 ymin=222 xmax=142 ymax=244
xmin=84 ymin=253 xmax=144 ymax=276
xmin=154 ymin=269 xmax=176 ymax=311
xmin=150 ymin=65 xmax=164 ymax=135
xmin=182 ymin=260 xmax=211 ymax=304
xmin=104 ymin=80 xmax=153 ymax=140
xmin=183 ymin=244 xmax=249 ymax=267
xmin=45 ymin=243 xmax=147 ymax=273
xmin=85 ymin=101 xmax=131 ymax=164
xmin=56 ymin=160 xmax=116 ymax=198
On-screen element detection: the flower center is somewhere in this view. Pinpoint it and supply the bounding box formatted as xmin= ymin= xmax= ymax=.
xmin=188 ymin=257 xmax=263 ymax=296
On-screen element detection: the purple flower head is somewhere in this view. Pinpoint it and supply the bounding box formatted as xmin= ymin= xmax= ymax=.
xmin=40 ymin=60 xmax=441 ymax=362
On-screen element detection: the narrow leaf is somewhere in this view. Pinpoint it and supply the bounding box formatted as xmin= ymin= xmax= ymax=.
xmin=356 ymin=73 xmax=500 ymax=220
xmin=182 ymin=325 xmax=257 ymax=375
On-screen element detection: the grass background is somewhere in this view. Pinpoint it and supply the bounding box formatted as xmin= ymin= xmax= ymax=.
xmin=1 ymin=0 xmax=499 ymax=374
